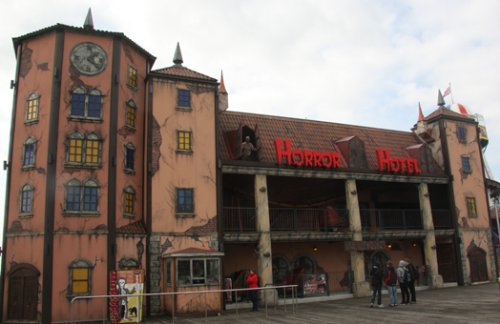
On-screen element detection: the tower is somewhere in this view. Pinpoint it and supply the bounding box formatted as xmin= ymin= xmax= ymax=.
xmin=0 ymin=11 xmax=155 ymax=322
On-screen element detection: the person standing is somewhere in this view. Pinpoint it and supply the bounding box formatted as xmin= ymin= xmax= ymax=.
xmin=246 ymin=269 xmax=259 ymax=311
xmin=397 ymin=260 xmax=410 ymax=305
xmin=369 ymin=263 xmax=384 ymax=307
xmin=405 ymin=258 xmax=418 ymax=303
xmin=384 ymin=261 xmax=398 ymax=307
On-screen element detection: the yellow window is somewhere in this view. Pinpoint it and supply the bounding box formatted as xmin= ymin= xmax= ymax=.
xmin=85 ymin=139 xmax=99 ymax=164
xmin=178 ymin=131 xmax=191 ymax=151
xmin=126 ymin=105 xmax=136 ymax=127
xmin=466 ymin=197 xmax=477 ymax=217
xmin=128 ymin=66 xmax=137 ymax=88
xmin=125 ymin=191 xmax=134 ymax=214
xmin=72 ymin=268 xmax=89 ymax=293
xmin=27 ymin=97 xmax=39 ymax=121
xmin=69 ymin=138 xmax=83 ymax=162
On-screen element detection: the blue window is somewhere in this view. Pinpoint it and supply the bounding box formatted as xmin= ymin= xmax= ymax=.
xmin=176 ymin=188 xmax=194 ymax=213
xmin=124 ymin=143 xmax=135 ymax=171
xmin=20 ymin=184 xmax=34 ymax=214
xmin=70 ymin=88 xmax=102 ymax=119
xmin=177 ymin=89 xmax=191 ymax=108
xmin=65 ymin=179 xmax=99 ymax=214
xmin=457 ymin=125 xmax=467 ymax=143
xmin=461 ymin=156 xmax=471 ymax=173
xmin=23 ymin=137 xmax=36 ymax=167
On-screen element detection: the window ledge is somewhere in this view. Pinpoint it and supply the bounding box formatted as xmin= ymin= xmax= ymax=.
xmin=124 ymin=213 xmax=135 ymax=219
xmin=24 ymin=120 xmax=39 ymax=126
xmin=19 ymin=213 xmax=33 ymax=219
xmin=176 ymin=150 xmax=193 ymax=155
xmin=64 ymin=163 xmax=102 ymax=169
xmin=124 ymin=168 xmax=136 ymax=175
xmin=176 ymin=213 xmax=195 ymax=218
xmin=21 ymin=165 xmax=36 ymax=171
xmin=64 ymin=212 xmax=100 ymax=217
xmin=176 ymin=107 xmax=192 ymax=112
xmin=127 ymin=83 xmax=138 ymax=91
xmin=125 ymin=125 xmax=136 ymax=132
xmin=67 ymin=116 xmax=103 ymax=123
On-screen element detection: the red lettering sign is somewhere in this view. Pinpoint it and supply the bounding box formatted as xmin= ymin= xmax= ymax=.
xmin=376 ymin=149 xmax=421 ymax=175
xmin=274 ymin=139 xmax=341 ymax=169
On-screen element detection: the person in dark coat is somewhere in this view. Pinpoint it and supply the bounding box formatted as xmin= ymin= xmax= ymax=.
xmin=397 ymin=260 xmax=410 ymax=305
xmin=405 ymin=258 xmax=418 ymax=303
xmin=369 ymin=263 xmax=384 ymax=307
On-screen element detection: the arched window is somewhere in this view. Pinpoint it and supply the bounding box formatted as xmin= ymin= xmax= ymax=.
xmin=85 ymin=133 xmax=101 ymax=164
xmin=67 ymin=260 xmax=93 ymax=299
xmin=124 ymin=142 xmax=135 ymax=171
xmin=65 ymin=179 xmax=99 ymax=214
xmin=125 ymin=99 xmax=137 ymax=129
xmin=70 ymin=87 xmax=102 ymax=119
xmin=20 ymin=184 xmax=34 ymax=215
xmin=22 ymin=137 xmax=36 ymax=168
xmin=124 ymin=186 xmax=135 ymax=216
xmin=66 ymin=132 xmax=102 ymax=167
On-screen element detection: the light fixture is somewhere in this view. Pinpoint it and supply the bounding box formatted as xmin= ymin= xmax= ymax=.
xmin=387 ymin=243 xmax=392 ymax=249
xmin=313 ymin=246 xmax=318 ymax=252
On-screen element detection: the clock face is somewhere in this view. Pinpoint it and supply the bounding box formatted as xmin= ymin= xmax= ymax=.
xmin=70 ymin=42 xmax=108 ymax=75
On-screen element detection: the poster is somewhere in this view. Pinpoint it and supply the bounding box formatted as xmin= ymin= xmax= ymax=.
xmin=110 ymin=270 xmax=144 ymax=323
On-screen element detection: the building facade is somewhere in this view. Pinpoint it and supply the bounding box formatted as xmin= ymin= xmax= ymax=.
xmin=1 ymin=14 xmax=496 ymax=323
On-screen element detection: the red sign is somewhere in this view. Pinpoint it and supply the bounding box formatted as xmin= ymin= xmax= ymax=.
xmin=274 ymin=139 xmax=341 ymax=169
xmin=376 ymin=149 xmax=421 ymax=175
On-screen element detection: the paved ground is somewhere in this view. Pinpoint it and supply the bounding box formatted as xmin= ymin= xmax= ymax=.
xmin=143 ymin=282 xmax=500 ymax=323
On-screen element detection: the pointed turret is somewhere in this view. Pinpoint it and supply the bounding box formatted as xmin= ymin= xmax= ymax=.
xmin=218 ymin=71 xmax=229 ymax=112
xmin=173 ymin=42 xmax=183 ymax=65
xmin=438 ymin=90 xmax=446 ymax=108
xmin=418 ymin=102 xmax=424 ymax=122
xmin=83 ymin=8 xmax=94 ymax=30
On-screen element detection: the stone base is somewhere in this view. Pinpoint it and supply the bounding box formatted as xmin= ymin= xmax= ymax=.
xmin=260 ymin=288 xmax=278 ymax=305
xmin=352 ymin=281 xmax=371 ymax=297
xmin=431 ymin=274 xmax=444 ymax=288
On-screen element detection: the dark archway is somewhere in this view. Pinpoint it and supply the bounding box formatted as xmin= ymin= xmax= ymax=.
xmin=467 ymin=244 xmax=488 ymax=282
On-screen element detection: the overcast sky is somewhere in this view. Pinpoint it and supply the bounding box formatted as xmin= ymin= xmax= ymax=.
xmin=1 ymin=0 xmax=500 ymax=239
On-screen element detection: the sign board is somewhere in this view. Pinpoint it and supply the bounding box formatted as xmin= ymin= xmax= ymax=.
xmin=110 ymin=269 xmax=144 ymax=323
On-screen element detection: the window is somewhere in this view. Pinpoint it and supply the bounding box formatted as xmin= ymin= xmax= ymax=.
xmin=124 ymin=143 xmax=135 ymax=171
xmin=177 ymin=89 xmax=191 ymax=109
xmin=125 ymin=99 xmax=137 ymax=129
xmin=466 ymin=197 xmax=477 ymax=218
xmin=25 ymin=93 xmax=40 ymax=123
xmin=20 ymin=184 xmax=34 ymax=215
xmin=457 ymin=125 xmax=467 ymax=143
xmin=176 ymin=188 xmax=194 ymax=214
xmin=68 ymin=260 xmax=93 ymax=299
xmin=176 ymin=258 xmax=220 ymax=286
xmin=65 ymin=179 xmax=99 ymax=214
xmin=23 ymin=137 xmax=36 ymax=168
xmin=461 ymin=156 xmax=471 ymax=173
xmin=177 ymin=130 xmax=192 ymax=152
xmin=128 ymin=65 xmax=137 ymax=88
xmin=70 ymin=87 xmax=103 ymax=120
xmin=66 ymin=132 xmax=102 ymax=167
xmin=124 ymin=187 xmax=135 ymax=216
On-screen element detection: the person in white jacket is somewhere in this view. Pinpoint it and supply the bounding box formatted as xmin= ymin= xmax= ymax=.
xmin=396 ymin=260 xmax=410 ymax=305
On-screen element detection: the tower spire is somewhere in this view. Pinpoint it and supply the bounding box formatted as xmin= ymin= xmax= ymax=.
xmin=219 ymin=71 xmax=227 ymax=94
xmin=173 ymin=42 xmax=183 ymax=65
xmin=437 ymin=90 xmax=446 ymax=108
xmin=83 ymin=8 xmax=94 ymax=30
xmin=418 ymin=102 xmax=424 ymax=122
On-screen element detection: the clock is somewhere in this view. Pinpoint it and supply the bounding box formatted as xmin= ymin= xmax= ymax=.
xmin=70 ymin=42 xmax=108 ymax=75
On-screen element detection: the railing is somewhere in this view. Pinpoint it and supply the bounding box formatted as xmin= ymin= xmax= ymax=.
xmin=223 ymin=207 xmax=349 ymax=232
xmin=223 ymin=207 xmax=452 ymax=232
xmin=70 ymin=285 xmax=298 ymax=323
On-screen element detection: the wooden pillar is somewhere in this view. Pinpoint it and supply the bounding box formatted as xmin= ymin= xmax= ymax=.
xmin=345 ymin=179 xmax=370 ymax=297
xmin=254 ymin=174 xmax=274 ymax=302
xmin=419 ymin=183 xmax=443 ymax=288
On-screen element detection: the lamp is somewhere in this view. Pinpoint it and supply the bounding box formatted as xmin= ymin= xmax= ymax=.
xmin=312 ymin=246 xmax=318 ymax=252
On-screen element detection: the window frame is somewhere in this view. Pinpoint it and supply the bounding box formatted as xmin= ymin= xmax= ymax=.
xmin=69 ymin=87 xmax=103 ymax=121
xmin=177 ymin=89 xmax=191 ymax=110
xmin=22 ymin=137 xmax=37 ymax=169
xmin=466 ymin=197 xmax=477 ymax=218
xmin=20 ymin=184 xmax=34 ymax=216
xmin=124 ymin=142 xmax=135 ymax=173
xmin=64 ymin=179 xmax=100 ymax=215
xmin=65 ymin=132 xmax=102 ymax=168
xmin=176 ymin=130 xmax=192 ymax=153
xmin=123 ymin=186 xmax=135 ymax=217
xmin=176 ymin=188 xmax=194 ymax=215
xmin=174 ymin=258 xmax=221 ymax=287
xmin=457 ymin=124 xmax=467 ymax=144
xmin=127 ymin=65 xmax=138 ymax=88
xmin=125 ymin=99 xmax=137 ymax=130
xmin=461 ymin=155 xmax=472 ymax=173
xmin=67 ymin=260 xmax=93 ymax=300
xmin=25 ymin=92 xmax=40 ymax=124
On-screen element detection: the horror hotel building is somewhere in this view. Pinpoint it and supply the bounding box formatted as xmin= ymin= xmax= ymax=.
xmin=1 ymin=13 xmax=497 ymax=323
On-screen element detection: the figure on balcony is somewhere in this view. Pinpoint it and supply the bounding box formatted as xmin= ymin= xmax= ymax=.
xmin=320 ymin=205 xmax=343 ymax=231
xmin=240 ymin=136 xmax=257 ymax=160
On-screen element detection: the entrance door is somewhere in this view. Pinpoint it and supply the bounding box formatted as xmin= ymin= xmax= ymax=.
xmin=436 ymin=243 xmax=458 ymax=282
xmin=468 ymin=247 xmax=488 ymax=282
xmin=8 ymin=264 xmax=39 ymax=320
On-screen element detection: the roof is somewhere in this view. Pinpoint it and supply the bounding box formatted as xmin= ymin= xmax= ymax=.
xmin=117 ymin=220 xmax=147 ymax=234
xmin=12 ymin=23 xmax=156 ymax=64
xmin=150 ymin=65 xmax=217 ymax=84
xmin=425 ymin=107 xmax=476 ymax=123
xmin=219 ymin=111 xmax=445 ymax=175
